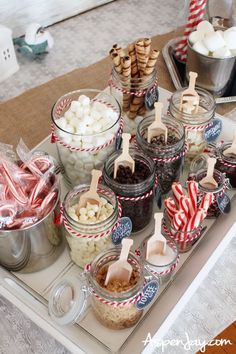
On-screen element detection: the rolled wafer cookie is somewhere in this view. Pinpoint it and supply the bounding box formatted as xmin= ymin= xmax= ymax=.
xmin=112 ymin=43 xmax=125 ymax=58
xmin=144 ymin=49 xmax=159 ymax=76
xmin=128 ymin=43 xmax=139 ymax=78
xmin=135 ymin=39 xmax=147 ymax=77
xmin=137 ymin=104 xmax=146 ymax=116
xmin=128 ymin=96 xmax=144 ymax=119
xmin=122 ymin=55 xmax=132 ymax=112
xmin=111 ymin=52 xmax=122 ymax=74
xmin=144 ymin=38 xmax=151 ymax=60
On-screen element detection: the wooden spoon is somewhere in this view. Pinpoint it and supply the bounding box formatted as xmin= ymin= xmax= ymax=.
xmin=105 ymin=238 xmax=133 ymax=286
xmin=77 ymin=169 xmax=102 ymax=215
xmin=146 ymin=213 xmax=166 ymax=260
xmin=113 ymin=133 xmax=135 ymax=179
xmin=199 ymin=157 xmax=218 ymax=189
xmin=147 ymin=102 xmax=167 ymax=143
xmin=180 ymin=71 xmax=199 ymax=114
xmin=223 ymin=132 xmax=236 ymax=156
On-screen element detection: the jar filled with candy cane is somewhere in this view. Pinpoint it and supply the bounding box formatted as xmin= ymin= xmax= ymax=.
xmin=103 ymin=149 xmax=156 ymax=232
xmin=189 ymin=169 xmax=231 ymax=218
xmin=169 ymin=87 xmax=215 ymax=163
xmin=136 ymin=114 xmax=187 ymax=195
xmin=108 ymin=39 xmax=159 ymax=135
xmin=61 ymin=184 xmax=121 ymax=268
xmin=51 ymin=89 xmax=122 ymax=187
xmin=137 ymin=235 xmax=179 ymax=284
xmin=48 ymin=246 xmax=160 ymax=329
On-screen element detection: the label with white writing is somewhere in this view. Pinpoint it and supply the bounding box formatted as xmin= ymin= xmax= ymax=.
xmin=216 ymin=193 xmax=231 ymax=214
xmin=112 ymin=217 xmax=132 ymax=245
xmin=145 ymin=86 xmax=159 ymax=111
xmin=204 ymin=118 xmax=222 ymax=143
xmin=136 ymin=280 xmax=159 ymax=310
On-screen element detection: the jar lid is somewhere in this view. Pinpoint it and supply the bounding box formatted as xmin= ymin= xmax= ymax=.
xmin=48 ymin=276 xmax=88 ymax=326
xmin=190 ymin=153 xmax=209 ymax=174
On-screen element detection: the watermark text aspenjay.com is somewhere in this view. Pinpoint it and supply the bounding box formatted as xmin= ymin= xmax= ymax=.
xmin=142 ymin=332 xmax=232 ymax=352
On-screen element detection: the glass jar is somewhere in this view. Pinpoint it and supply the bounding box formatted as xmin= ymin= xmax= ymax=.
xmin=51 ymin=89 xmax=122 ymax=187
xmin=136 ymin=115 xmax=186 ymax=195
xmin=162 ymin=210 xmax=204 ymax=253
xmin=189 ymin=168 xmax=231 ymax=218
xmin=48 ymin=247 xmax=160 ymax=329
xmin=138 ymin=235 xmax=179 ymax=285
xmin=109 ymin=67 xmax=158 ymax=135
xmin=215 ymin=142 xmax=236 ymax=188
xmin=169 ymin=88 xmax=216 ymax=163
xmin=103 ymin=148 xmax=156 ymax=232
xmin=62 ymin=184 xmax=120 ymax=268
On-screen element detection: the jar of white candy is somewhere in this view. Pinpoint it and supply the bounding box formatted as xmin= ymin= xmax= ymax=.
xmin=169 ymin=88 xmax=215 ymax=162
xmin=109 ymin=67 xmax=158 ymax=135
xmin=51 ymin=90 xmax=122 ymax=187
xmin=61 ymin=184 xmax=121 ymax=268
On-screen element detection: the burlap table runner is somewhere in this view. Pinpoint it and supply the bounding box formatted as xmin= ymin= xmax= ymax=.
xmin=1 ymin=29 xmax=235 ymax=149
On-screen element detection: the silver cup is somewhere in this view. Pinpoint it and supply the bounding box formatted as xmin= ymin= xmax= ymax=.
xmin=186 ymin=39 xmax=236 ymax=97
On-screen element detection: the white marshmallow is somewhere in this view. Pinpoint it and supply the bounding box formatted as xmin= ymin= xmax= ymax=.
xmin=203 ymin=31 xmax=225 ymax=52
xmin=84 ymin=115 xmax=94 ymax=125
xmin=224 ymin=29 xmax=236 ymax=50
xmin=70 ymin=101 xmax=81 ymax=113
xmin=56 ymin=117 xmax=67 ymax=129
xmin=69 ymin=117 xmax=80 ymax=127
xmin=213 ymin=46 xmax=232 ymax=58
xmin=189 ymin=30 xmax=205 ymax=44
xmin=64 ymin=110 xmax=75 ymax=120
xmin=92 ymin=122 xmax=102 ymax=133
xmin=79 ymin=95 xmax=90 ymax=106
xmin=193 ymin=40 xmax=209 ymax=56
xmin=197 ymin=20 xmax=214 ymax=34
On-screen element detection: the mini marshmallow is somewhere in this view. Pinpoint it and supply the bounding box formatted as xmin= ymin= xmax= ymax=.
xmin=213 ymin=46 xmax=232 ymax=58
xmin=64 ymin=110 xmax=75 ymax=120
xmin=93 ymin=122 xmax=102 ymax=133
xmin=70 ymin=101 xmax=81 ymax=113
xmin=79 ymin=95 xmax=90 ymax=106
xmin=56 ymin=117 xmax=67 ymax=129
xmin=197 ymin=20 xmax=214 ymax=34
xmin=70 ymin=117 xmax=80 ymax=127
xmin=193 ymin=40 xmax=209 ymax=56
xmin=84 ymin=115 xmax=94 ymax=125
xmin=203 ymin=31 xmax=225 ymax=52
xmin=224 ymin=29 xmax=236 ymax=50
xmin=189 ymin=30 xmax=205 ymax=44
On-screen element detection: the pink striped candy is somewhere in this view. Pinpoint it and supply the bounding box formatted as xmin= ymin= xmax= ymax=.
xmin=164 ymin=198 xmax=178 ymax=219
xmin=200 ymin=193 xmax=213 ymax=211
xmin=179 ymin=195 xmax=191 ymax=219
xmin=187 ymin=180 xmax=198 ymax=216
xmin=172 ymin=182 xmax=183 ymax=207
xmin=185 ymin=208 xmax=207 ymax=232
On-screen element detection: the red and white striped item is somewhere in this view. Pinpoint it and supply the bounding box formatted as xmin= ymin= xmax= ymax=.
xmin=164 ymin=198 xmax=178 ymax=219
xmin=175 ymin=0 xmax=208 ymax=62
xmin=200 ymin=192 xmax=213 ymax=211
xmin=184 ymin=207 xmax=207 ymax=232
xmin=187 ymin=180 xmax=198 ymax=216
xmin=172 ymin=182 xmax=183 ymax=207
xmin=172 ymin=210 xmax=186 ymax=231
xmin=179 ymin=195 xmax=191 ymax=219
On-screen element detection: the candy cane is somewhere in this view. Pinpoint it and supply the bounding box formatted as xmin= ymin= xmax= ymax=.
xmin=185 ymin=208 xmax=207 ymax=232
xmin=200 ymin=193 xmax=213 ymax=211
xmin=0 ymin=203 xmax=16 ymax=218
xmin=29 ymin=178 xmax=48 ymax=205
xmin=179 ymin=196 xmax=191 ymax=219
xmin=172 ymin=210 xmax=186 ymax=231
xmin=41 ymin=190 xmax=58 ymax=211
xmin=164 ymin=198 xmax=178 ymax=219
xmin=172 ymin=182 xmax=183 ymax=207
xmin=2 ymin=161 xmax=28 ymax=205
xmin=187 ymin=180 xmax=198 ymax=216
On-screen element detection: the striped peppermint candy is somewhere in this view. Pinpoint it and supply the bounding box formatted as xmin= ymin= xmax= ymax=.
xmin=171 ymin=182 xmax=183 ymax=207
xmin=185 ymin=207 xmax=207 ymax=232
xmin=187 ymin=180 xmax=198 ymax=216
xmin=164 ymin=198 xmax=178 ymax=219
xmin=199 ymin=192 xmax=214 ymax=211
xmin=179 ymin=195 xmax=191 ymax=219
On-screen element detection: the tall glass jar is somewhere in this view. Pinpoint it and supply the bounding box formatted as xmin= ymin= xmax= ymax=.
xmin=169 ymin=88 xmax=216 ymax=163
xmin=215 ymin=142 xmax=236 ymax=188
xmin=109 ymin=67 xmax=158 ymax=135
xmin=48 ymin=247 xmax=160 ymax=329
xmin=103 ymin=149 xmax=156 ymax=232
xmin=62 ymin=184 xmax=120 ymax=268
xmin=51 ymin=89 xmax=122 ymax=187
xmin=136 ymin=115 xmax=186 ymax=195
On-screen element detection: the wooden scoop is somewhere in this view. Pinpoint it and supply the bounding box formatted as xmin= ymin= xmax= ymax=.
xmin=223 ymin=132 xmax=236 ymax=156
xmin=77 ymin=169 xmax=102 ymax=214
xmin=146 ymin=213 xmax=166 ymax=260
xmin=113 ymin=133 xmax=135 ymax=179
xmin=105 ymin=238 xmax=133 ymax=286
xmin=147 ymin=102 xmax=167 ymax=143
xmin=199 ymin=157 xmax=218 ymax=189
xmin=180 ymin=72 xmax=199 ymax=114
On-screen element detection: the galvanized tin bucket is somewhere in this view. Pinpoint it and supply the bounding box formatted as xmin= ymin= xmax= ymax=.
xmin=0 ymin=194 xmax=64 ymax=273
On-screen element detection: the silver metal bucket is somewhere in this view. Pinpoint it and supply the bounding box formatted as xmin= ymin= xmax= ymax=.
xmin=186 ymin=39 xmax=236 ymax=97
xmin=0 ymin=195 xmax=64 ymax=273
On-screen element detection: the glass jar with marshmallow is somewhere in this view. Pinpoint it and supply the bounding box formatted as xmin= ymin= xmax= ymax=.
xmin=51 ymin=89 xmax=122 ymax=187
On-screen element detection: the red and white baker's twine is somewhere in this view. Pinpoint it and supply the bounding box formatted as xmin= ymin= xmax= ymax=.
xmin=116 ymin=175 xmax=158 ymax=202
xmin=152 ymin=143 xmax=188 ymax=163
xmin=51 ymin=99 xmax=124 ymax=152
xmin=162 ymin=220 xmax=202 ymax=243
xmin=108 ymin=78 xmax=158 ymax=97
xmin=184 ymin=120 xmax=212 ymax=131
xmin=60 ymin=189 xmax=122 ymax=238
xmin=85 ymin=257 xmax=144 ymax=307
xmin=217 ymin=158 xmax=236 ymax=169
xmin=175 ymin=0 xmax=208 ymax=62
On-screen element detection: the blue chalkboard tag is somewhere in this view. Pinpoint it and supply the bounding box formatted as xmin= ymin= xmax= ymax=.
xmin=145 ymin=86 xmax=159 ymax=111
xmin=136 ymin=280 xmax=159 ymax=310
xmin=216 ymin=193 xmax=231 ymax=214
xmin=112 ymin=217 xmax=132 ymax=245
xmin=155 ymin=185 xmax=162 ymax=209
xmin=204 ymin=118 xmax=222 ymax=143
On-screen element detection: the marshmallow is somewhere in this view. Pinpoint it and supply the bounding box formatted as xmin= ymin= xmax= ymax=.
xmin=193 ymin=41 xmax=209 ymax=56
xmin=79 ymin=95 xmax=90 ymax=106
xmin=203 ymin=31 xmax=225 ymax=52
xmin=197 ymin=20 xmax=214 ymax=34
xmin=56 ymin=117 xmax=67 ymax=129
xmin=70 ymin=101 xmax=81 ymax=113
xmin=213 ymin=46 xmax=232 ymax=58
xmin=224 ymin=29 xmax=236 ymax=50
xmin=189 ymin=30 xmax=205 ymax=45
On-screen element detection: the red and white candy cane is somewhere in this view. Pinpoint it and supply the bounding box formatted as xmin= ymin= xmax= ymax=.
xmin=164 ymin=198 xmax=178 ymax=219
xmin=172 ymin=182 xmax=183 ymax=207
xmin=172 ymin=210 xmax=186 ymax=231
xmin=185 ymin=207 xmax=207 ymax=232
xmin=0 ymin=203 xmax=17 ymax=218
xmin=200 ymin=192 xmax=213 ymax=211
xmin=41 ymin=190 xmax=58 ymax=211
xmin=187 ymin=180 xmax=198 ymax=216
xmin=179 ymin=195 xmax=191 ymax=219
xmin=175 ymin=0 xmax=208 ymax=62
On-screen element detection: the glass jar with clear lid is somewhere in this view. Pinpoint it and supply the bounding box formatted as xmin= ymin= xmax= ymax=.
xmin=48 ymin=246 xmax=160 ymax=330
xmin=103 ymin=148 xmax=156 ymax=232
xmin=61 ymin=184 xmax=121 ymax=268
xmin=136 ymin=114 xmax=186 ymax=195
xmin=109 ymin=67 xmax=158 ymax=135
xmin=51 ymin=89 xmax=122 ymax=187
xmin=169 ymin=87 xmax=216 ymax=163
